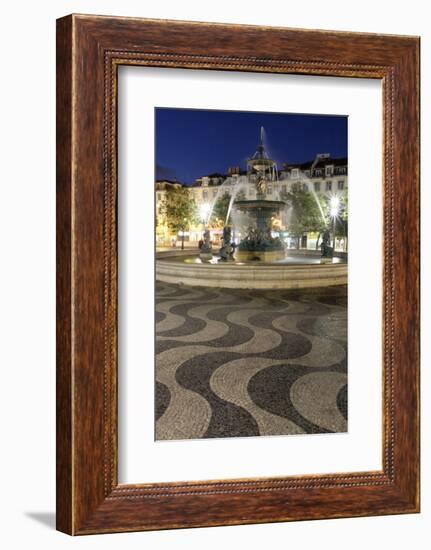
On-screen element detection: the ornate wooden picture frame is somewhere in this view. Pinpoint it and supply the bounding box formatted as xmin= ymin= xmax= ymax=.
xmin=56 ymin=14 xmax=420 ymax=534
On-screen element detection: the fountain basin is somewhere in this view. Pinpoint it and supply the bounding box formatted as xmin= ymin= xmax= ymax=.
xmin=156 ymin=251 xmax=347 ymax=289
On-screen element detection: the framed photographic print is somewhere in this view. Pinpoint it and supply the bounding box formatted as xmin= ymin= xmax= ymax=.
xmin=56 ymin=14 xmax=420 ymax=534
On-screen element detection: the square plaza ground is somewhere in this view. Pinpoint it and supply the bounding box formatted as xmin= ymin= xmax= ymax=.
xmin=155 ymin=282 xmax=347 ymax=440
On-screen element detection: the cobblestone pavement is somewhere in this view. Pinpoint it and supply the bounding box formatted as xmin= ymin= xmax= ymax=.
xmin=155 ymin=282 xmax=347 ymax=440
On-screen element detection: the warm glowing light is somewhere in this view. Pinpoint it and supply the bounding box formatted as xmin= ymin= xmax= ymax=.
xmin=329 ymin=196 xmax=340 ymax=218
xmin=199 ymin=203 xmax=211 ymax=221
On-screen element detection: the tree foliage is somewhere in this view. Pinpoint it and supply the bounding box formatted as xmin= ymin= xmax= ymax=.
xmin=281 ymin=186 xmax=349 ymax=245
xmin=283 ymin=186 xmax=326 ymax=239
xmin=161 ymin=187 xmax=198 ymax=233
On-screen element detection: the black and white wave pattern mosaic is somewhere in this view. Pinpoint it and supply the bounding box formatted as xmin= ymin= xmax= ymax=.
xmin=155 ymin=282 xmax=347 ymax=440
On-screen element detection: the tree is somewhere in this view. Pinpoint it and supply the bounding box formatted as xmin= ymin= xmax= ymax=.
xmin=283 ymin=186 xmax=326 ymax=248
xmin=162 ymin=187 xmax=198 ymax=234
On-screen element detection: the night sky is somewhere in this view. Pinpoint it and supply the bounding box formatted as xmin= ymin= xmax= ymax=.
xmin=155 ymin=107 xmax=347 ymax=185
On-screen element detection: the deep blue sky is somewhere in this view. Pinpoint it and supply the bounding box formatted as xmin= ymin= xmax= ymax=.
xmin=155 ymin=108 xmax=347 ymax=185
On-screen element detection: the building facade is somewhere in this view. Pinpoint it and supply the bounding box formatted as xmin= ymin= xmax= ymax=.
xmin=155 ymin=154 xmax=348 ymax=249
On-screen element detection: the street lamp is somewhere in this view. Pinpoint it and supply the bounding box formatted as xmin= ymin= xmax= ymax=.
xmin=329 ymin=196 xmax=340 ymax=250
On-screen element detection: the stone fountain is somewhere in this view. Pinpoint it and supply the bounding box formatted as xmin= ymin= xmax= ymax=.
xmin=233 ymin=133 xmax=286 ymax=262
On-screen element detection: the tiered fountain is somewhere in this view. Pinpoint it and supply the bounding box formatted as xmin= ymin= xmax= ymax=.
xmin=234 ymin=133 xmax=286 ymax=262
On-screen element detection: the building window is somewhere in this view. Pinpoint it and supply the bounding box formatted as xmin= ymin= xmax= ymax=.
xmin=326 ymin=181 xmax=332 ymax=191
xmin=267 ymin=185 xmax=272 ymax=194
xmin=291 ymin=168 xmax=299 ymax=179
xmin=325 ymin=165 xmax=334 ymax=177
xmin=314 ymin=182 xmax=321 ymax=192
xmin=156 ymin=193 xmax=161 ymax=202
xmin=338 ymin=181 xmax=344 ymax=190
xmin=203 ymin=191 xmax=208 ymax=200
xmin=281 ymin=184 xmax=287 ymax=193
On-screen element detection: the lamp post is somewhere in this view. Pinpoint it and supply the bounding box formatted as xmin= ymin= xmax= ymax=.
xmin=329 ymin=196 xmax=340 ymax=250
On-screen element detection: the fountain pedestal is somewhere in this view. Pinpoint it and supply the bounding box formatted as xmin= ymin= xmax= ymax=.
xmin=234 ymin=198 xmax=286 ymax=262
